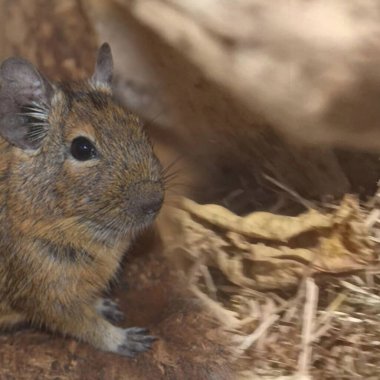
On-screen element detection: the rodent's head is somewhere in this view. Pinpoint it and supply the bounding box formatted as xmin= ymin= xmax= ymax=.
xmin=0 ymin=43 xmax=164 ymax=241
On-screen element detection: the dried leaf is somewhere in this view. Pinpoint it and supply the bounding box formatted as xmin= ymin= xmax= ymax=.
xmin=164 ymin=196 xmax=375 ymax=291
xmin=314 ymin=196 xmax=374 ymax=272
xmin=180 ymin=197 xmax=332 ymax=242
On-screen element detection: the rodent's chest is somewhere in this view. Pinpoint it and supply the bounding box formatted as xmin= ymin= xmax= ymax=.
xmin=30 ymin=240 xmax=127 ymax=293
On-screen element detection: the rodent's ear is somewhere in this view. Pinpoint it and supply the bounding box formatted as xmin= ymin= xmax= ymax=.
xmin=91 ymin=43 xmax=113 ymax=88
xmin=0 ymin=57 xmax=53 ymax=150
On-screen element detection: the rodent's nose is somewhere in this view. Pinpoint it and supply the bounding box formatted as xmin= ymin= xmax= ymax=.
xmin=139 ymin=191 xmax=164 ymax=215
xmin=129 ymin=180 xmax=164 ymax=218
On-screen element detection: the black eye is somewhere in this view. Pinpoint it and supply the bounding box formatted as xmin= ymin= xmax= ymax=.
xmin=70 ymin=137 xmax=97 ymax=161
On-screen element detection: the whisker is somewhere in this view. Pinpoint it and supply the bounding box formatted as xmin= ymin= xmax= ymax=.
xmin=163 ymin=174 xmax=180 ymax=187
xmin=145 ymin=108 xmax=166 ymax=126
xmin=19 ymin=112 xmax=49 ymax=121
xmin=162 ymin=155 xmax=184 ymax=176
xmin=163 ymin=167 xmax=182 ymax=179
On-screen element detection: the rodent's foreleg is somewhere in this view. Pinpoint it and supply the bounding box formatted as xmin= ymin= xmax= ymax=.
xmin=34 ymin=302 xmax=155 ymax=357
xmin=95 ymin=297 xmax=124 ymax=323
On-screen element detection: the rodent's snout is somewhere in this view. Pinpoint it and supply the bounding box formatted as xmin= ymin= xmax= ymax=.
xmin=127 ymin=180 xmax=164 ymax=222
xmin=138 ymin=189 xmax=164 ymax=215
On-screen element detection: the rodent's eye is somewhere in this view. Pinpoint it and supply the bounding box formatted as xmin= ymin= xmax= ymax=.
xmin=70 ymin=137 xmax=97 ymax=161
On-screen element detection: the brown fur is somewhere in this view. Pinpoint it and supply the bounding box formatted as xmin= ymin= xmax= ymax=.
xmin=0 ymin=44 xmax=164 ymax=356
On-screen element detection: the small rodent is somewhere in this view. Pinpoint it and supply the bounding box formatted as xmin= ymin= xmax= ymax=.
xmin=0 ymin=43 xmax=164 ymax=357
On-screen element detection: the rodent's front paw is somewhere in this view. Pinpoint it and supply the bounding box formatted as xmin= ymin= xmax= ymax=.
xmin=95 ymin=298 xmax=124 ymax=323
xmin=117 ymin=327 xmax=157 ymax=357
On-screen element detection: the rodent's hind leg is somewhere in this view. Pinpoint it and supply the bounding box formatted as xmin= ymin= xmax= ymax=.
xmin=95 ymin=297 xmax=124 ymax=324
xmin=0 ymin=309 xmax=28 ymax=331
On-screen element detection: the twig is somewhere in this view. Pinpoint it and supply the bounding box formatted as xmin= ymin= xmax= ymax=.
xmin=263 ymin=174 xmax=316 ymax=210
xmin=340 ymin=280 xmax=380 ymax=304
xmin=365 ymin=209 xmax=380 ymax=229
xmin=189 ymin=285 xmax=240 ymax=329
xmin=237 ymin=313 xmax=280 ymax=353
xmin=312 ymin=292 xmax=346 ymax=341
xmin=200 ymin=264 xmax=218 ymax=300
xmin=298 ymin=277 xmax=319 ymax=376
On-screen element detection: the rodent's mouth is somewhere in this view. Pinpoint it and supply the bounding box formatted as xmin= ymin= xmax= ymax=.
xmin=86 ymin=210 xmax=159 ymax=244
xmin=123 ymin=211 xmax=159 ymax=235
xmin=84 ymin=181 xmax=164 ymax=243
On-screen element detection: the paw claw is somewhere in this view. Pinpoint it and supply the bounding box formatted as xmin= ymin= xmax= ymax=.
xmin=126 ymin=327 xmax=149 ymax=334
xmin=103 ymin=299 xmax=111 ymax=307
xmin=117 ymin=327 xmax=157 ymax=357
xmin=96 ymin=298 xmax=125 ymax=323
